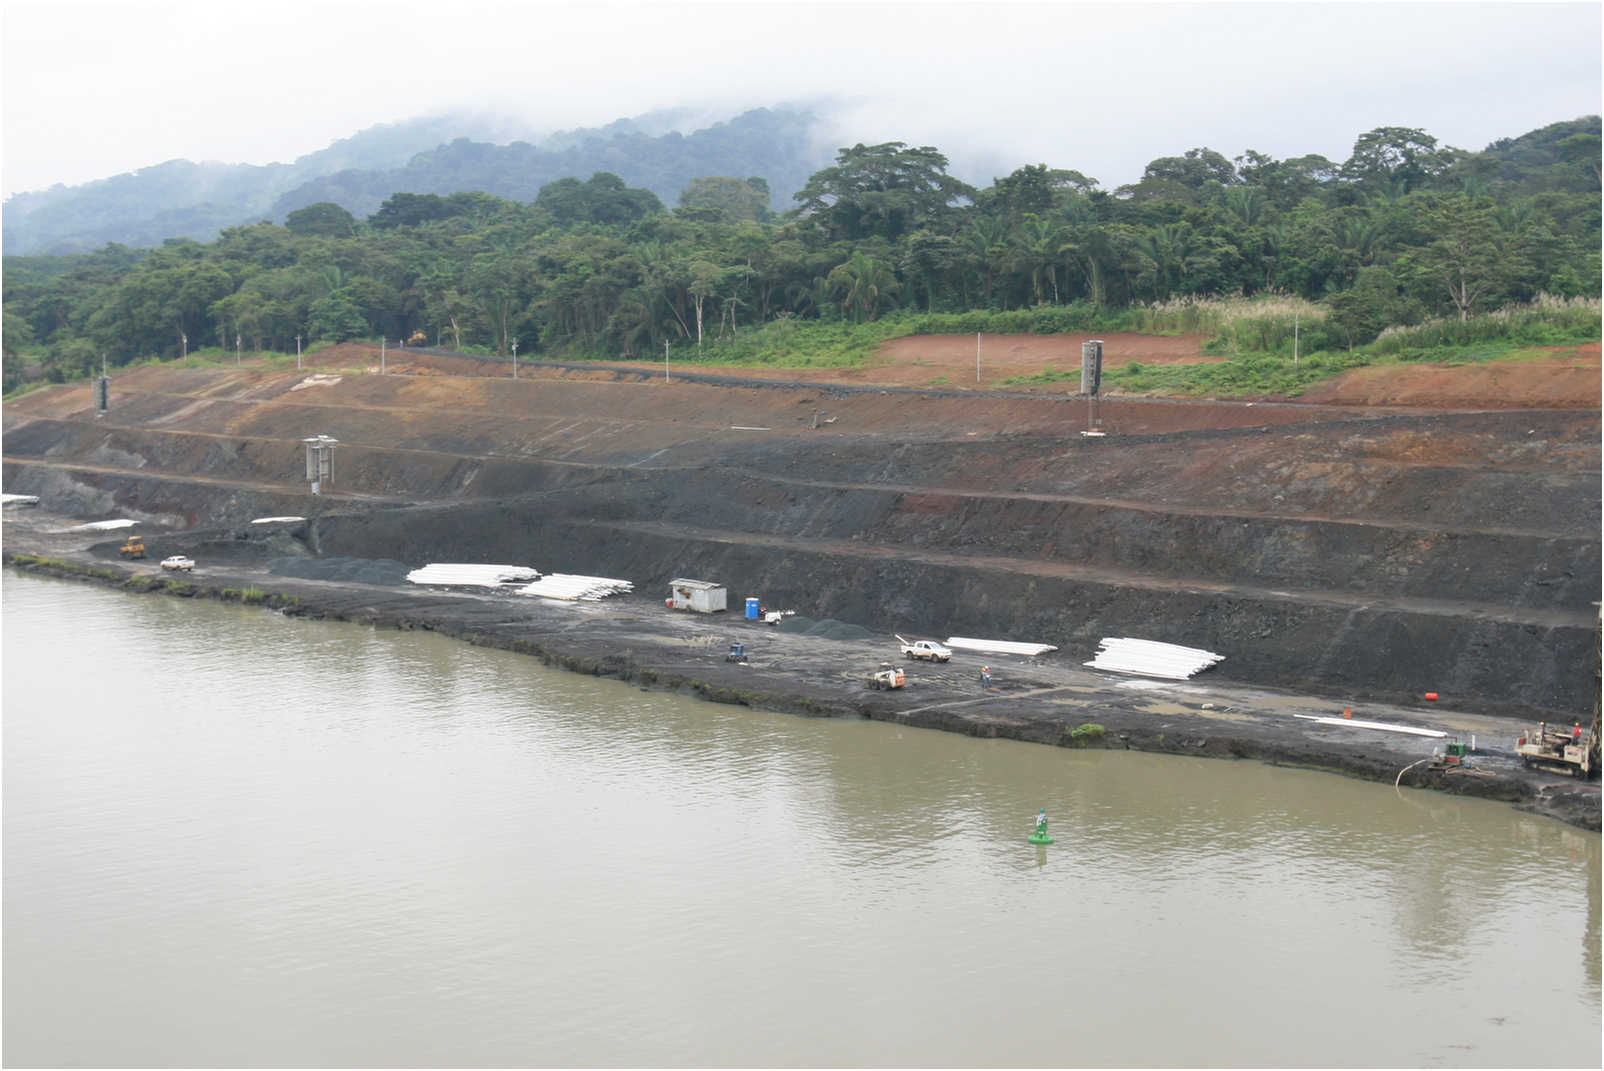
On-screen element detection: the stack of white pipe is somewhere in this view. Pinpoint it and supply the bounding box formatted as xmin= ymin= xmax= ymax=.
xmin=945 ymin=637 xmax=1059 ymax=656
xmin=406 ymin=563 xmax=541 ymax=588
xmin=250 ymin=516 xmax=306 ymax=525
xmin=516 ymin=574 xmax=634 ymax=601
xmin=1085 ymin=638 xmax=1224 ymax=680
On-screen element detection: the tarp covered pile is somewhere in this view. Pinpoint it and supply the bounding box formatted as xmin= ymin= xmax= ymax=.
xmin=1085 ymin=638 xmax=1224 ymax=680
xmin=406 ymin=563 xmax=540 ymax=588
xmin=945 ymin=637 xmax=1059 ymax=656
xmin=516 ymin=574 xmax=634 ymax=601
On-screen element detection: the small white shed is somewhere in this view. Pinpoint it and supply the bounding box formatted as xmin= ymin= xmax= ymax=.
xmin=667 ymin=578 xmax=727 ymax=613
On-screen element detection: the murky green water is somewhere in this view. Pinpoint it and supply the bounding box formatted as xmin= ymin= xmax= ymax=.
xmin=3 ymin=574 xmax=1598 ymax=1067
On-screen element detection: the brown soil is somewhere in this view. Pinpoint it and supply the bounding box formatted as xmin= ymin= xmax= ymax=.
xmin=835 ymin=332 xmax=1220 ymax=389
xmin=347 ymin=334 xmax=1601 ymax=409
xmin=1292 ymin=342 xmax=1601 ymax=408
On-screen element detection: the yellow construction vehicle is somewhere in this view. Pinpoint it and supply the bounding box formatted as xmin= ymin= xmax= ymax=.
xmin=118 ymin=535 xmax=145 ymax=559
xmin=1516 ymin=717 xmax=1599 ymax=778
xmin=867 ymin=663 xmax=906 ymax=690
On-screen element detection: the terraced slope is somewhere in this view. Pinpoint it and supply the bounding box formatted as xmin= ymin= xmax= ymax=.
xmin=4 ymin=358 xmax=1598 ymax=719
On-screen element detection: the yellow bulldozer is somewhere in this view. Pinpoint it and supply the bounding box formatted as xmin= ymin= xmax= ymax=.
xmin=118 ymin=534 xmax=145 ymax=560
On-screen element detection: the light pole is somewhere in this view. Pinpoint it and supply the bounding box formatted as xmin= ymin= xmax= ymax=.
xmin=380 ymin=336 xmax=386 ymax=375
xmin=235 ymin=334 xmax=241 ymax=366
xmin=295 ymin=335 xmax=302 ymax=370
xmin=512 ymin=337 xmax=519 ymax=379
xmin=664 ymin=339 xmax=670 ymax=383
xmin=180 ymin=332 xmax=187 ymax=359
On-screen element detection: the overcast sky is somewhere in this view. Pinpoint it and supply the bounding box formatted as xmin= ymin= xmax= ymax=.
xmin=2 ymin=0 xmax=1599 ymax=198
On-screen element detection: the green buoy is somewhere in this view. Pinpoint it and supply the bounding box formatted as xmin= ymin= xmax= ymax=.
xmin=1029 ymin=808 xmax=1054 ymax=845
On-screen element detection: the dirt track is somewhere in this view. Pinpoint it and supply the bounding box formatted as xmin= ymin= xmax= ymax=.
xmin=3 ymin=335 xmax=1599 ymax=827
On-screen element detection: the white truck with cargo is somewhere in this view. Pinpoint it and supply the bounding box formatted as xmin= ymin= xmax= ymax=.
xmin=897 ymin=636 xmax=952 ymax=662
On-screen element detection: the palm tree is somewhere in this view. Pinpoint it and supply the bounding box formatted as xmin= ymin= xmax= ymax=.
xmin=1134 ymin=222 xmax=1196 ymax=301
xmin=1333 ymin=211 xmax=1388 ymax=286
xmin=825 ymin=252 xmax=901 ymax=322
xmin=1013 ymin=216 xmax=1065 ymax=304
xmin=1061 ymin=225 xmax=1115 ymax=308
xmin=1224 ymin=187 xmax=1264 ymax=227
xmin=963 ymin=217 xmax=1012 ymax=306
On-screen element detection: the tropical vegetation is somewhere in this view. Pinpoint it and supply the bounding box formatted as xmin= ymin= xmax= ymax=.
xmin=3 ymin=117 xmax=1598 ymax=395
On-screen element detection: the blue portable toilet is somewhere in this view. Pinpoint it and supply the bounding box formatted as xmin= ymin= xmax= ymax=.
xmin=745 ymin=597 xmax=760 ymax=620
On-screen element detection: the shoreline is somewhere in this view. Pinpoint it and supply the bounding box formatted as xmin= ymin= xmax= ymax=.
xmin=6 ymin=539 xmax=1599 ymax=833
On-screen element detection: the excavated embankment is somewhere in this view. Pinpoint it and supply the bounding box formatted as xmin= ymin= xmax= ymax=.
xmin=5 ymin=360 xmax=1598 ymax=724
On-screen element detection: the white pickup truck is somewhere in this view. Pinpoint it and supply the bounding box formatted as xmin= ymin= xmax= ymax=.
xmin=897 ymin=636 xmax=952 ymax=662
xmin=160 ymin=555 xmax=195 ymax=572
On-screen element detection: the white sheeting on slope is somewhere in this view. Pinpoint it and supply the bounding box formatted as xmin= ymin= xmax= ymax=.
xmin=407 ymin=563 xmax=540 ymax=587
xmin=516 ymin=574 xmax=634 ymax=601
xmin=66 ymin=519 xmax=138 ymax=531
xmin=1085 ymin=637 xmax=1224 ymax=680
xmin=945 ymin=637 xmax=1059 ymax=656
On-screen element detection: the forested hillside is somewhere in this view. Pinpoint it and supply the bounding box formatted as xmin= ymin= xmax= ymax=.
xmin=4 ymin=117 xmax=1598 ymax=394
xmin=1 ymin=114 xmax=529 ymax=256
xmin=1 ymin=106 xmax=826 ymax=256
xmin=270 ymin=107 xmax=825 ymax=225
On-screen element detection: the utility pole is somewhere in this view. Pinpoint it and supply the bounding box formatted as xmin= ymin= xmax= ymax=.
xmin=664 ymin=339 xmax=670 ymax=383
xmin=976 ymin=331 xmax=981 ymax=383
xmin=180 ymin=332 xmax=187 ymax=359
xmin=295 ymin=335 xmax=302 ymax=370
xmin=512 ymin=337 xmax=519 ymax=379
xmin=235 ymin=334 xmax=241 ymax=366
xmin=1294 ymin=312 xmax=1300 ymax=366
xmin=380 ymin=336 xmax=386 ymax=374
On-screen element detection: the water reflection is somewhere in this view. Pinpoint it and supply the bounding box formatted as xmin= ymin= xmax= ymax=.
xmin=4 ymin=575 xmax=1598 ymax=1069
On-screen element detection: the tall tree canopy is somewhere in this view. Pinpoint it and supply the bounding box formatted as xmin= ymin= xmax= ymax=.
xmin=792 ymin=142 xmax=975 ymax=241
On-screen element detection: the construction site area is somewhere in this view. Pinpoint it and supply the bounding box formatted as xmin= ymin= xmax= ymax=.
xmin=3 ymin=336 xmax=1599 ymax=828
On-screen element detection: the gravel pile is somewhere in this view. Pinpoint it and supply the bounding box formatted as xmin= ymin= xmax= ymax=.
xmin=267 ymin=556 xmax=411 ymax=586
xmin=775 ymin=615 xmax=877 ymax=642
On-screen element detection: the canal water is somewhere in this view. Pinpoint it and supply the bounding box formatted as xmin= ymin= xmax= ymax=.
xmin=3 ymin=574 xmax=1598 ymax=1068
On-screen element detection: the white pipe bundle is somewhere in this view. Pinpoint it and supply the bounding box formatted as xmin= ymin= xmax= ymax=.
xmin=250 ymin=516 xmax=306 ymax=525
xmin=1085 ymin=638 xmax=1224 ymax=680
xmin=1293 ymin=714 xmax=1445 ymax=738
xmin=406 ymin=563 xmax=540 ymax=587
xmin=1 ymin=493 xmax=40 ymax=506
xmin=945 ymin=637 xmax=1060 ymax=656
xmin=516 ymin=574 xmax=634 ymax=601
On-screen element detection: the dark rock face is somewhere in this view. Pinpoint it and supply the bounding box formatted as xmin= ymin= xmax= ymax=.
xmin=4 ymin=364 xmax=1599 ymax=721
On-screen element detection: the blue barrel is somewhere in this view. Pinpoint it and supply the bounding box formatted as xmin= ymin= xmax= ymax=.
xmin=745 ymin=597 xmax=760 ymax=620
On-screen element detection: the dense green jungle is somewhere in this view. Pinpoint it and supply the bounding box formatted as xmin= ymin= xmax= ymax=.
xmin=4 ymin=116 xmax=1599 ymax=398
